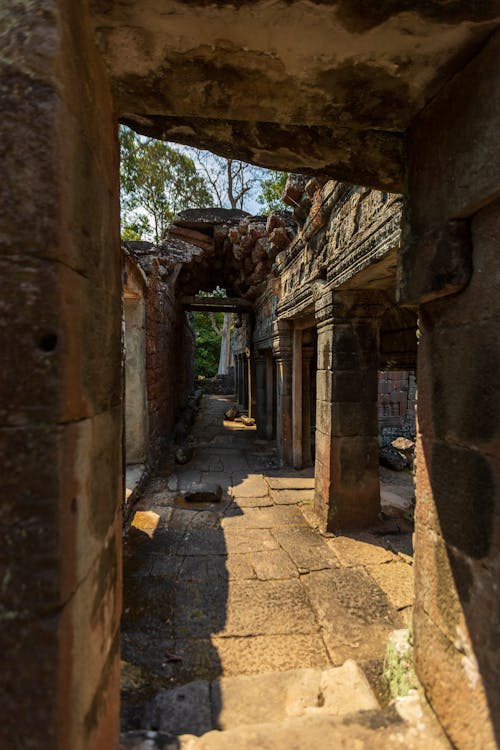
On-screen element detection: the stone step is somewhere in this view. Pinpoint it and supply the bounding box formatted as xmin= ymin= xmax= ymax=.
xmin=121 ymin=707 xmax=449 ymax=750
xmin=144 ymin=661 xmax=378 ymax=737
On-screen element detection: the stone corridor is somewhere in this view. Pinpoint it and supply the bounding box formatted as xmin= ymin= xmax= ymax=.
xmin=119 ymin=395 xmax=443 ymax=748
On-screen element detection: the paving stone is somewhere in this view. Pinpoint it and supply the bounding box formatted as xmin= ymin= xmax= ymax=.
xmin=223 ymin=527 xmax=280 ymax=554
xmin=226 ymin=554 xmax=256 ymax=579
xmin=272 ymin=526 xmax=340 ymax=571
xmin=211 ymin=669 xmax=321 ymax=728
xmin=222 ymin=505 xmax=307 ymax=530
xmin=270 ymin=488 xmax=315 ymax=505
xmin=179 ymin=555 xmax=228 ymax=581
xmin=174 ymin=579 xmax=228 ymax=638
xmin=265 ymin=474 xmax=315 ymax=490
xmin=302 ymin=568 xmax=403 ymax=663
xmin=200 ymin=471 xmax=232 ymax=488
xmin=177 ymin=470 xmax=203 ymax=486
xmin=131 ymin=510 xmax=163 ymax=539
xmin=208 ymin=457 xmax=224 ymax=472
xmin=212 ymin=633 xmax=330 ymax=676
xmin=366 ymin=561 xmax=414 ymax=610
xmin=230 ymin=494 xmax=273 ymax=508
xmin=325 ymin=533 xmax=397 ymax=567
xmin=159 ymin=638 xmax=223 ymax=685
xmin=250 ymin=549 xmax=298 ymax=580
xmin=148 ymin=555 xmax=183 ymax=577
xmin=181 ymin=529 xmax=228 ymax=556
xmin=220 ymin=579 xmax=319 ymax=636
xmin=149 ymin=681 xmax=212 ymax=736
xmin=231 ymin=473 xmax=269 ymax=498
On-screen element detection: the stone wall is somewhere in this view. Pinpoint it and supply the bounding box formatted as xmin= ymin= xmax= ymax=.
xmin=1 ymin=3 xmax=122 ymax=749
xmin=145 ymin=261 xmax=195 ymax=463
xmin=399 ymin=33 xmax=500 ymax=750
xmin=378 ymin=371 xmax=416 ymax=446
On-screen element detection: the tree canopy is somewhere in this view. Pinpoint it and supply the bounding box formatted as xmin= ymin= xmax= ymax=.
xmin=257 ymin=170 xmax=288 ymax=212
xmin=120 ymin=127 xmax=214 ymax=243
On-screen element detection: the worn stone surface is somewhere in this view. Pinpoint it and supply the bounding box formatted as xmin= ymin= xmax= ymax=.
xmin=367 ymin=562 xmax=414 ymax=612
xmin=270 ymin=488 xmax=315 ymax=505
xmin=250 ymin=549 xmax=298 ymax=580
xmin=149 ymin=682 xmax=212 ymax=736
xmin=91 ymin=2 xmax=498 ymax=191
xmin=1 ymin=3 xmax=123 ymax=749
xmin=401 ymin=33 xmax=500 ymax=750
xmin=6 ymin=3 xmax=500 ymax=749
xmin=212 ymin=634 xmax=330 ymax=677
xmin=121 ymin=395 xmax=416 ymax=743
xmin=177 ymin=711 xmax=450 ymax=750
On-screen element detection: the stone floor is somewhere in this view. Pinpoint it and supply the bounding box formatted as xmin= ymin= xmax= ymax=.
xmin=121 ymin=394 xmax=417 ymax=740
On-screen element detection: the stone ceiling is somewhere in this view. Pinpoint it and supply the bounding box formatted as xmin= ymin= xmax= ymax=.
xmin=91 ymin=1 xmax=500 ymax=190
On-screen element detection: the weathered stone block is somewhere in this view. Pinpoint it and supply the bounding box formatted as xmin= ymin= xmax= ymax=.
xmin=398 ymin=220 xmax=472 ymax=306
xmin=414 ymin=605 xmax=497 ymax=750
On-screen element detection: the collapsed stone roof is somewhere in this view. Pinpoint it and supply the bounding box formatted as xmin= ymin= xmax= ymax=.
xmin=124 ymin=205 xmax=298 ymax=300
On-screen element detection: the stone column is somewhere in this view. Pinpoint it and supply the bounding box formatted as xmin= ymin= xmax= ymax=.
xmin=246 ymin=348 xmax=255 ymax=418
xmin=301 ymin=344 xmax=315 ymax=468
xmin=398 ymin=31 xmax=500 ymax=750
xmin=292 ymin=326 xmax=303 ymax=469
xmin=237 ymin=354 xmax=245 ymax=407
xmin=314 ymin=290 xmax=385 ymax=531
xmin=1 ymin=5 xmax=121 ymax=750
xmin=243 ymin=351 xmax=249 ymax=410
xmin=255 ymin=354 xmax=267 ymax=437
xmin=273 ymin=324 xmax=293 ymax=465
xmin=265 ymin=351 xmax=274 ymax=440
xmin=235 ymin=354 xmax=242 ymax=405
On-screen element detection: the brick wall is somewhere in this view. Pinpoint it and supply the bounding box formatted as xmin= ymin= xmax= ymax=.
xmin=145 ymin=262 xmax=195 ymax=463
xmin=378 ymin=370 xmax=416 ymax=445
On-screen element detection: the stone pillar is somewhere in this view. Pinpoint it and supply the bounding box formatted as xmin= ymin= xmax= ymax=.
xmin=246 ymin=348 xmax=256 ymax=419
xmin=301 ymin=344 xmax=315 ymax=468
xmin=235 ymin=354 xmax=242 ymax=404
xmin=292 ymin=326 xmax=303 ymax=469
xmin=273 ymin=324 xmax=293 ymax=465
xmin=124 ymin=294 xmax=148 ymax=464
xmin=266 ymin=351 xmax=274 ymax=440
xmin=237 ymin=354 xmax=245 ymax=407
xmin=243 ymin=351 xmax=249 ymax=410
xmin=255 ymin=354 xmax=267 ymax=438
xmin=398 ymin=31 xmax=500 ymax=750
xmin=314 ymin=290 xmax=384 ymax=531
xmin=1 ymin=4 xmax=121 ymax=750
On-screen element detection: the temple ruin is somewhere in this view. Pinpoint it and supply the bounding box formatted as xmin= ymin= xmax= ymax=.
xmin=2 ymin=3 xmax=499 ymax=749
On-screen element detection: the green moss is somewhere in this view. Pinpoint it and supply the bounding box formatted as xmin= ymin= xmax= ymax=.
xmin=383 ymin=628 xmax=418 ymax=698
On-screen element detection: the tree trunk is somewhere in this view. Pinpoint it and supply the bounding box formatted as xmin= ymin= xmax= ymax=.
xmin=217 ymin=313 xmax=232 ymax=375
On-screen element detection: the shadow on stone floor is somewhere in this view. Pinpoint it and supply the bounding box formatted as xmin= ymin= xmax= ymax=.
xmin=120 ymin=395 xmax=416 ymax=743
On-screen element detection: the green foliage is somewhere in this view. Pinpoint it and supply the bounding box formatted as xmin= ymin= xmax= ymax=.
xmin=119 ymin=126 xmax=214 ymax=243
xmin=257 ymin=171 xmax=288 ymax=212
xmin=192 ymin=311 xmax=224 ymax=378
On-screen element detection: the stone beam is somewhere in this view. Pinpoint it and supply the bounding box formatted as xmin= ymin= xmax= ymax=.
xmin=122 ymin=115 xmax=404 ymax=192
xmin=181 ymin=296 xmax=253 ymax=312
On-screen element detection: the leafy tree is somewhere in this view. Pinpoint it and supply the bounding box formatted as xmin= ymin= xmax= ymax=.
xmin=192 ymin=310 xmax=226 ymax=377
xmin=119 ymin=127 xmax=213 ymax=243
xmin=257 ymin=170 xmax=288 ymax=212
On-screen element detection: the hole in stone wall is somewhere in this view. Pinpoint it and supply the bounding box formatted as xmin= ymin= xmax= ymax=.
xmin=37 ymin=332 xmax=58 ymax=352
